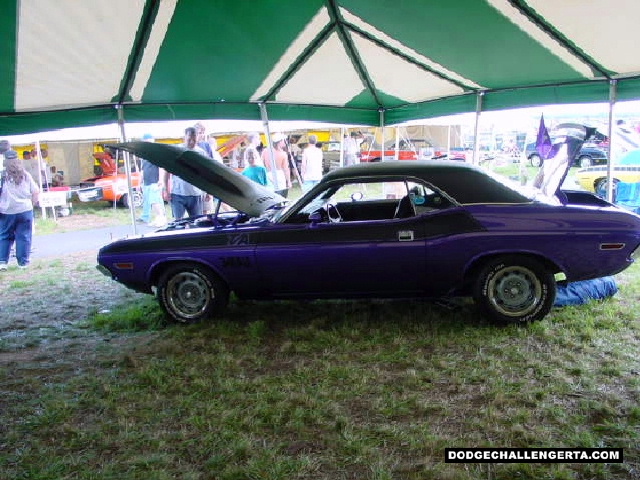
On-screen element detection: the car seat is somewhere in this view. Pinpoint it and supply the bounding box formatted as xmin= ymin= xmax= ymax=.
xmin=394 ymin=195 xmax=416 ymax=219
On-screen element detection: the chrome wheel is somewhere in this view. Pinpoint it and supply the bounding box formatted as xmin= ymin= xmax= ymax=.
xmin=473 ymin=256 xmax=555 ymax=324
xmin=165 ymin=271 xmax=212 ymax=320
xmin=157 ymin=263 xmax=229 ymax=323
xmin=486 ymin=265 xmax=542 ymax=318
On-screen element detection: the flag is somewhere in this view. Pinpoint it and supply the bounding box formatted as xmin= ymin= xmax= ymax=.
xmin=535 ymin=114 xmax=553 ymax=159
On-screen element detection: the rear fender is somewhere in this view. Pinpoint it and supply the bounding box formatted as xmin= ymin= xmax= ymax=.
xmin=461 ymin=252 xmax=562 ymax=294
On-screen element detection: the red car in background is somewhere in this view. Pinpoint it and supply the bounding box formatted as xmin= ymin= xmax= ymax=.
xmin=448 ymin=147 xmax=469 ymax=161
xmin=360 ymin=139 xmax=433 ymax=162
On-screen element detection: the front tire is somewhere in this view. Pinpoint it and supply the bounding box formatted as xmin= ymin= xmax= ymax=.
xmin=157 ymin=263 xmax=229 ymax=323
xmin=473 ymin=256 xmax=556 ymax=324
xmin=120 ymin=189 xmax=143 ymax=209
xmin=578 ymin=155 xmax=592 ymax=168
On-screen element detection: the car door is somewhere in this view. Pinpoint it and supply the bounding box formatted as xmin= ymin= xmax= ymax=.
xmin=254 ymin=216 xmax=427 ymax=297
xmin=253 ymin=179 xmax=428 ymax=297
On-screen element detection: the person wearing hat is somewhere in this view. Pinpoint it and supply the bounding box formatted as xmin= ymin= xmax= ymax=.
xmin=138 ymin=134 xmax=167 ymax=227
xmin=0 ymin=150 xmax=40 ymax=270
xmin=262 ymin=133 xmax=291 ymax=197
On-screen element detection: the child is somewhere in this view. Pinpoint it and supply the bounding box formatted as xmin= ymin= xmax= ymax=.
xmin=242 ymin=148 xmax=268 ymax=186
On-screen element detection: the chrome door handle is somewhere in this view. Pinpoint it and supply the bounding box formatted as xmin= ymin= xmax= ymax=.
xmin=398 ymin=230 xmax=414 ymax=241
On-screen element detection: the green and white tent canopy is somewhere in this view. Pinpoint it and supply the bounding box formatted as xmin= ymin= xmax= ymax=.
xmin=2 ymin=0 xmax=640 ymax=135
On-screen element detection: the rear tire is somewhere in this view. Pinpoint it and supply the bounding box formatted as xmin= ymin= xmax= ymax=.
xmin=472 ymin=256 xmax=556 ymax=324
xmin=157 ymin=263 xmax=229 ymax=323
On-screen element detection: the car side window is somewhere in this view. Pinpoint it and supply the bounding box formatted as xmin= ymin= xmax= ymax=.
xmin=406 ymin=180 xmax=453 ymax=213
xmin=285 ymin=178 xmax=452 ymax=224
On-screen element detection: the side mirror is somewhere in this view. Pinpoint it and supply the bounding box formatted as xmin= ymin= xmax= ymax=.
xmin=351 ymin=192 xmax=363 ymax=202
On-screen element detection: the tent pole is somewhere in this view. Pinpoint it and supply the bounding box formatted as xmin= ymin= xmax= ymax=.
xmin=394 ymin=127 xmax=400 ymax=161
xmin=340 ymin=127 xmax=346 ymax=167
xmin=258 ymin=102 xmax=280 ymax=191
xmin=472 ymin=92 xmax=483 ymax=165
xmin=117 ymin=105 xmax=137 ymax=235
xmin=606 ymin=80 xmax=617 ymax=203
xmin=35 ymin=140 xmax=55 ymax=221
xmin=379 ymin=109 xmax=385 ymax=162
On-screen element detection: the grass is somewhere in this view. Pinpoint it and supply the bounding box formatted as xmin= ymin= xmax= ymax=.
xmin=2 ymin=261 xmax=639 ymax=479
xmin=2 ymin=171 xmax=636 ymax=479
xmin=90 ymin=296 xmax=167 ymax=332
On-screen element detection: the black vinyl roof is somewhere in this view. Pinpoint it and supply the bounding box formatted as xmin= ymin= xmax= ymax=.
xmin=324 ymin=161 xmax=532 ymax=204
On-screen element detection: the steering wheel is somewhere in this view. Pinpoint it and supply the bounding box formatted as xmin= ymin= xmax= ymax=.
xmin=326 ymin=203 xmax=343 ymax=223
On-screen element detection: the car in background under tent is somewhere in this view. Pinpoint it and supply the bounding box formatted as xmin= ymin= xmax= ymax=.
xmin=525 ymin=141 xmax=608 ymax=168
xmin=576 ymin=149 xmax=640 ymax=200
xmin=97 ymin=124 xmax=640 ymax=325
xmin=75 ymin=148 xmax=143 ymax=208
xmin=359 ymin=139 xmax=433 ymax=162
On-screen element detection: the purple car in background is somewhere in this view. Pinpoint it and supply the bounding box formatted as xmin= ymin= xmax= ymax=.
xmin=97 ymin=125 xmax=640 ymax=324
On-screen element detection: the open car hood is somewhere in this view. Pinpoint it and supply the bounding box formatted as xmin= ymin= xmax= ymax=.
xmin=109 ymin=141 xmax=285 ymax=217
xmin=533 ymin=123 xmax=594 ymax=199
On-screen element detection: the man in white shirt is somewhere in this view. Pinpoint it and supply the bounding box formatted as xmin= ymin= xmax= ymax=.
xmin=343 ymin=133 xmax=359 ymax=166
xmin=301 ymin=134 xmax=324 ymax=192
xmin=162 ymin=127 xmax=206 ymax=219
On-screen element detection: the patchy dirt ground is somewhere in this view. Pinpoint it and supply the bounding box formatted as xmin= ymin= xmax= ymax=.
xmin=0 ymin=214 xmax=152 ymax=366
xmin=36 ymin=206 xmax=131 ymax=233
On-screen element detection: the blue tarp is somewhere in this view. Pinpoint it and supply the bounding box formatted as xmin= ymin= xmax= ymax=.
xmin=614 ymin=182 xmax=640 ymax=213
xmin=618 ymin=149 xmax=640 ymax=165
xmin=554 ymin=276 xmax=618 ymax=307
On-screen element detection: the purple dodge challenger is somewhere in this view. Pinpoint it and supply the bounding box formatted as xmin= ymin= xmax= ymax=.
xmin=98 ymin=125 xmax=640 ymax=324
